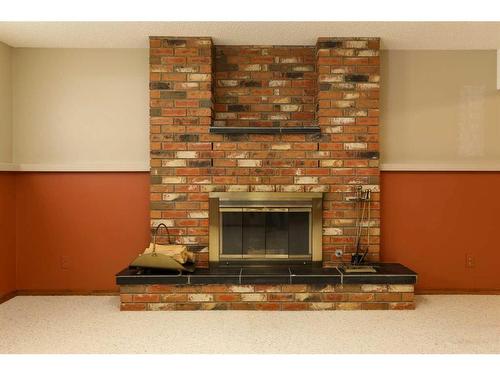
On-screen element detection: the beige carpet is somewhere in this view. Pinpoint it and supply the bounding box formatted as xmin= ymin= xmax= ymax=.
xmin=0 ymin=295 xmax=499 ymax=354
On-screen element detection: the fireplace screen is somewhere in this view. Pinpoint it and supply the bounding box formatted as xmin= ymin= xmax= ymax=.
xmin=209 ymin=192 xmax=323 ymax=262
xmin=221 ymin=209 xmax=310 ymax=258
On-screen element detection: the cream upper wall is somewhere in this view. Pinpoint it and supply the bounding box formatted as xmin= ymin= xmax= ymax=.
xmin=4 ymin=48 xmax=500 ymax=171
xmin=0 ymin=42 xmax=12 ymax=164
xmin=380 ymin=50 xmax=500 ymax=170
xmin=12 ymin=48 xmax=149 ymax=170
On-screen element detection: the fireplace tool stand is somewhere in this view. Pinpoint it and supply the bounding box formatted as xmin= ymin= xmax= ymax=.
xmin=341 ymin=186 xmax=376 ymax=273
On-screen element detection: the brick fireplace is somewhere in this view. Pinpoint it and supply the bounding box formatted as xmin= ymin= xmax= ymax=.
xmin=116 ymin=35 xmax=415 ymax=312
xmin=149 ymin=36 xmax=381 ymax=267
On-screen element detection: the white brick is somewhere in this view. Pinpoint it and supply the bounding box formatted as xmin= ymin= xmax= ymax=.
xmin=331 ymin=117 xmax=355 ymax=125
xmin=332 ymin=100 xmax=355 ymax=108
xmin=227 ymin=185 xmax=249 ymax=192
xmin=237 ymin=159 xmax=262 ymax=167
xmin=344 ymin=40 xmax=368 ymax=48
xmin=323 ymin=126 xmax=343 ymax=134
xmin=218 ymin=80 xmax=239 ymax=87
xmin=319 ymin=74 xmax=343 ymax=83
xmin=230 ymin=285 xmax=254 ymax=293
xmin=361 ymin=184 xmax=380 ymax=193
xmin=188 ymin=294 xmax=213 ymax=302
xmin=226 ymin=152 xmax=249 ymax=159
xmin=174 ymin=66 xmax=198 ymax=73
xmin=252 ymin=185 xmax=275 ymax=192
xmin=175 ymin=151 xmax=199 ymax=158
xmin=361 ymin=284 xmax=387 ymax=292
xmin=178 ymin=237 xmax=197 ymax=244
xmin=295 ymin=176 xmax=318 ymax=184
xmin=177 ymin=82 xmax=198 ymax=89
xmin=270 ymin=97 xmax=290 ymax=104
xmin=161 ymin=176 xmax=186 ymax=184
xmin=306 ymin=185 xmax=329 ymax=193
xmin=388 ymin=285 xmax=414 ymax=293
xmin=191 ymin=177 xmax=211 ymax=184
xmin=240 ymin=293 xmax=266 ymax=302
xmin=357 ymin=83 xmax=379 ymax=90
xmin=323 ymin=228 xmax=343 ymax=236
xmin=358 ymin=50 xmax=379 ymax=57
xmin=162 ymin=193 xmax=184 ymax=201
xmin=280 ymin=104 xmax=301 ymax=112
xmin=344 ymin=143 xmax=367 ymax=151
xmin=309 ymin=303 xmax=335 ymax=310
xmin=150 ymin=219 xmax=174 ymax=228
xmin=188 ymin=211 xmax=208 ymax=219
xmin=292 ymin=65 xmax=314 ymax=72
xmin=271 ymin=143 xmax=291 ymax=151
xmin=280 ymin=57 xmax=298 ymax=63
xmin=331 ymin=49 xmax=355 ymax=57
xmin=269 ymin=80 xmax=287 ymax=87
xmin=343 ymin=92 xmax=360 ymax=100
xmin=188 ymin=73 xmax=210 ymax=81
xmin=320 ymin=160 xmax=343 ymax=167
xmin=200 ymin=185 xmax=224 ymax=192
xmin=269 ymin=113 xmax=288 ymax=120
xmin=243 ymin=64 xmax=261 ymax=71
xmin=216 ymin=112 xmax=237 ymax=120
xmin=162 ymin=159 xmax=186 ymax=167
xmin=280 ymin=185 xmax=304 ymax=192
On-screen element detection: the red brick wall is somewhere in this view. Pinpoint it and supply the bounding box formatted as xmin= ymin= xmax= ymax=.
xmin=316 ymin=38 xmax=381 ymax=263
xmin=214 ymin=46 xmax=316 ymax=128
xmin=149 ymin=37 xmax=380 ymax=265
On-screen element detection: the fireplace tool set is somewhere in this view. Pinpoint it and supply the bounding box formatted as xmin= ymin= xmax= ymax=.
xmin=341 ymin=186 xmax=376 ymax=273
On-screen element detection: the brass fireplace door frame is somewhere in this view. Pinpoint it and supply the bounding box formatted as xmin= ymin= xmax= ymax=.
xmin=208 ymin=192 xmax=323 ymax=262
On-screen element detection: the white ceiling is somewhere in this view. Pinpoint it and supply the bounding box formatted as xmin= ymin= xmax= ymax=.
xmin=1 ymin=22 xmax=500 ymax=49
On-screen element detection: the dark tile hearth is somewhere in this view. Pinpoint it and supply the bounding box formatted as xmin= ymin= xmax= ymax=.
xmin=116 ymin=263 xmax=417 ymax=286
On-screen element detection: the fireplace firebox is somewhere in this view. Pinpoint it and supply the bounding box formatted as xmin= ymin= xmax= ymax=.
xmin=209 ymin=193 xmax=323 ymax=262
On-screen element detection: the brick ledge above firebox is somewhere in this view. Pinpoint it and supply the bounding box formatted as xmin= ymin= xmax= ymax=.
xmin=209 ymin=126 xmax=321 ymax=134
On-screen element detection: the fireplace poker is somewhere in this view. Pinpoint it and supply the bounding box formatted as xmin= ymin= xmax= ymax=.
xmin=359 ymin=189 xmax=372 ymax=264
xmin=353 ymin=188 xmax=368 ymax=264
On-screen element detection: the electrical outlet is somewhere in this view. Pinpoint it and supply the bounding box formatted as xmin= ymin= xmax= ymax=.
xmin=60 ymin=255 xmax=70 ymax=270
xmin=465 ymin=253 xmax=475 ymax=268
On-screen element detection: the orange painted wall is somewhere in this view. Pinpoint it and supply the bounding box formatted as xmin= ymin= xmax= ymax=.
xmin=6 ymin=171 xmax=500 ymax=294
xmin=15 ymin=173 xmax=150 ymax=292
xmin=0 ymin=173 xmax=16 ymax=298
xmin=381 ymin=172 xmax=500 ymax=292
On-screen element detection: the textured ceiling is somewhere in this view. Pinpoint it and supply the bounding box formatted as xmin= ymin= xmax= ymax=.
xmin=1 ymin=22 xmax=500 ymax=49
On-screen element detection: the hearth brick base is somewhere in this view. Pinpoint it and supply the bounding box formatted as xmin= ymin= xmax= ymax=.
xmin=120 ymin=284 xmax=415 ymax=311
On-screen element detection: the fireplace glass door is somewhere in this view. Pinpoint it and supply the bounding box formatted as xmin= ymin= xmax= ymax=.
xmin=220 ymin=208 xmax=310 ymax=259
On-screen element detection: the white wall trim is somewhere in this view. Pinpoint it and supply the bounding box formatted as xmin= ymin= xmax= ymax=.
xmin=0 ymin=162 xmax=150 ymax=172
xmin=4 ymin=161 xmax=500 ymax=173
xmin=497 ymin=49 xmax=500 ymax=90
xmin=381 ymin=163 xmax=500 ymax=171
xmin=0 ymin=163 xmax=19 ymax=172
